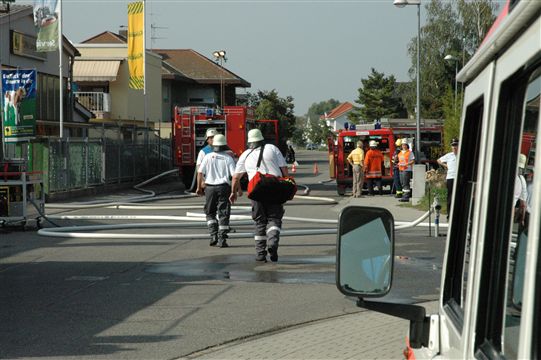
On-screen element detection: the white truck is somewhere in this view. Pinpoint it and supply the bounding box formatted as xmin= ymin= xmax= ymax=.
xmin=336 ymin=0 xmax=541 ymax=358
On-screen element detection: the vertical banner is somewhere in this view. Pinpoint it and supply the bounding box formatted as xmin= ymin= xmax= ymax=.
xmin=128 ymin=1 xmax=145 ymax=90
xmin=1 ymin=70 xmax=37 ymax=142
xmin=33 ymin=0 xmax=60 ymax=52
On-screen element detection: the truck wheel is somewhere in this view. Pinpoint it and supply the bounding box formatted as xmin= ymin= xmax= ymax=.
xmin=337 ymin=186 xmax=346 ymax=196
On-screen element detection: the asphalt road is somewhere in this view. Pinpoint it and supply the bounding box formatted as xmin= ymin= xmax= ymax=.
xmin=0 ymin=150 xmax=446 ymax=359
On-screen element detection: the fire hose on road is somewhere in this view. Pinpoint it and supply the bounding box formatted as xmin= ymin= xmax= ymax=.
xmin=37 ymin=170 xmax=447 ymax=239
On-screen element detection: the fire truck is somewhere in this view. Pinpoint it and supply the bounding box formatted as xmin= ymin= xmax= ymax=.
xmin=172 ymin=106 xmax=279 ymax=186
xmin=328 ymin=128 xmax=396 ymax=196
xmin=390 ymin=125 xmax=444 ymax=168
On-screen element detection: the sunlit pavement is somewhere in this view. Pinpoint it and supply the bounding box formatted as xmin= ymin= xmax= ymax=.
xmin=0 ymin=150 xmax=445 ymax=359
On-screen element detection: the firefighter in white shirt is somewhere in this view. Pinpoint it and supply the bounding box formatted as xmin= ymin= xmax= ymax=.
xmin=229 ymin=129 xmax=288 ymax=262
xmin=196 ymin=134 xmax=237 ymax=248
xmin=196 ymin=128 xmax=218 ymax=168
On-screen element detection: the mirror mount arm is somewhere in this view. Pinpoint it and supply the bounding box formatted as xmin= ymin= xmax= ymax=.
xmin=356 ymin=298 xmax=430 ymax=348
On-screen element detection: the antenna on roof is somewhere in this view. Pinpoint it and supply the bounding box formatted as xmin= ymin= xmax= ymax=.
xmin=150 ymin=23 xmax=168 ymax=50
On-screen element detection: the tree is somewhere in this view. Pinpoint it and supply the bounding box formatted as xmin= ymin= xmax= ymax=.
xmin=404 ymin=0 xmax=497 ymax=119
xmin=306 ymin=99 xmax=341 ymax=122
xmin=349 ymin=68 xmax=404 ymax=124
xmin=442 ymin=86 xmax=461 ymax=152
xmin=458 ymin=0 xmax=499 ymax=58
xmin=304 ymin=99 xmax=340 ymax=145
xmin=291 ymin=116 xmax=308 ymax=146
xmin=244 ymin=90 xmax=296 ymax=152
xmin=306 ymin=116 xmax=332 ymax=146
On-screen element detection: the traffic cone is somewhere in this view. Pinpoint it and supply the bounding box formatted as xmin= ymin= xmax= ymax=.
xmin=313 ymin=162 xmax=319 ymax=175
xmin=291 ymin=163 xmax=297 ymax=173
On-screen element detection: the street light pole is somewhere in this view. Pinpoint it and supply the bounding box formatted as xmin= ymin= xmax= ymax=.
xmin=394 ymin=0 xmax=421 ymax=162
xmin=444 ymin=54 xmax=459 ymax=111
xmin=212 ymin=50 xmax=227 ymax=109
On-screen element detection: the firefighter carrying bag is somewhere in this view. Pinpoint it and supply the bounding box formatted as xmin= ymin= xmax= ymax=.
xmin=247 ymin=144 xmax=297 ymax=204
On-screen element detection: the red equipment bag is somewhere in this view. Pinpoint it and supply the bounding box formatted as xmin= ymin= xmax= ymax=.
xmin=247 ymin=144 xmax=297 ymax=204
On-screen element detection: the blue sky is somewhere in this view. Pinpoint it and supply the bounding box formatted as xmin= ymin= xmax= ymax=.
xmin=27 ymin=0 xmax=423 ymax=115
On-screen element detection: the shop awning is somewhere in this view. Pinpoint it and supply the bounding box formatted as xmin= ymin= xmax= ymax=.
xmin=73 ymin=60 xmax=121 ymax=82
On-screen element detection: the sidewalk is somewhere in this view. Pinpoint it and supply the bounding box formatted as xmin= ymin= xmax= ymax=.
xmin=178 ymin=193 xmax=442 ymax=360
xmin=183 ymin=301 xmax=438 ymax=360
xmin=331 ymin=193 xmax=429 ymax=222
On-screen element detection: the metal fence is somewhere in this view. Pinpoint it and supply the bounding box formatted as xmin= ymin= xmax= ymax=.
xmin=24 ymin=136 xmax=171 ymax=195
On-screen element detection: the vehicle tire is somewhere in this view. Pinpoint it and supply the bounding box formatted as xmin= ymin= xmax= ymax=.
xmin=337 ymin=186 xmax=346 ymax=196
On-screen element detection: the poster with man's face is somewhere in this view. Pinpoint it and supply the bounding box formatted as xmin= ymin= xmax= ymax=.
xmin=1 ymin=70 xmax=37 ymax=142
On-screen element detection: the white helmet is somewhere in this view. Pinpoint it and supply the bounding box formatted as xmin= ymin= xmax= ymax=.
xmin=369 ymin=140 xmax=378 ymax=147
xmin=518 ymin=154 xmax=527 ymax=169
xmin=213 ymin=134 xmax=227 ymax=147
xmin=247 ymin=129 xmax=264 ymax=143
xmin=206 ymin=128 xmax=218 ymax=138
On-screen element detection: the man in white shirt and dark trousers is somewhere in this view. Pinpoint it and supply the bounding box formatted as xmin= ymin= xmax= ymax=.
xmin=196 ymin=128 xmax=218 ymax=168
xmin=437 ymin=138 xmax=459 ymax=219
xmin=229 ymin=129 xmax=289 ymax=263
xmin=196 ymin=134 xmax=236 ymax=248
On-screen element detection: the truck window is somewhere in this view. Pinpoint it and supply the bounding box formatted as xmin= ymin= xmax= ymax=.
xmin=442 ymin=97 xmax=484 ymax=331
xmin=502 ymin=69 xmax=540 ymax=359
xmin=474 ymin=66 xmax=540 ymax=357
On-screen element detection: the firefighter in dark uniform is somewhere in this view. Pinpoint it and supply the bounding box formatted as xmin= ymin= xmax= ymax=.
xmin=196 ymin=134 xmax=237 ymax=248
xmin=229 ymin=129 xmax=289 ymax=262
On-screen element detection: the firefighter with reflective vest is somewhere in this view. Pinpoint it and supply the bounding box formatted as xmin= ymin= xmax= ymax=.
xmin=364 ymin=140 xmax=384 ymax=196
xmin=391 ymin=138 xmax=403 ymax=198
xmin=398 ymin=139 xmax=415 ymax=202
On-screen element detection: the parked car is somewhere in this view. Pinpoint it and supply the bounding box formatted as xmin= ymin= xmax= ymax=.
xmin=305 ymin=143 xmax=319 ymax=150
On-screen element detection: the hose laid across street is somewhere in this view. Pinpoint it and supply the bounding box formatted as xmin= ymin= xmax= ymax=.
xmin=38 ymin=170 xmax=447 ymax=239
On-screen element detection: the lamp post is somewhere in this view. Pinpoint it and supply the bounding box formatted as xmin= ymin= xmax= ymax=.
xmin=212 ymin=50 xmax=227 ymax=109
xmin=394 ymin=0 xmax=421 ymax=161
xmin=444 ymin=54 xmax=459 ymax=112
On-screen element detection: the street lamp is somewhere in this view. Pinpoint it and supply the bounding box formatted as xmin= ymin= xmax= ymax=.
xmin=444 ymin=54 xmax=458 ymax=112
xmin=394 ymin=0 xmax=421 ymax=161
xmin=213 ymin=50 xmax=227 ymax=109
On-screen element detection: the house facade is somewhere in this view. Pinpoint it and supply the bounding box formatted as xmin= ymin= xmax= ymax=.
xmin=322 ymin=102 xmax=354 ymax=132
xmin=73 ymin=31 xmax=163 ymax=138
xmin=0 ymin=4 xmax=81 ymax=145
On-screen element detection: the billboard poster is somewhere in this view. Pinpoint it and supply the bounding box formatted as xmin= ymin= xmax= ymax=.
xmin=33 ymin=0 xmax=59 ymax=52
xmin=1 ymin=69 xmax=37 ymax=142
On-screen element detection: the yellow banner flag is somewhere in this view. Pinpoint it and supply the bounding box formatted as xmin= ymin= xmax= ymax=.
xmin=128 ymin=1 xmax=144 ymax=90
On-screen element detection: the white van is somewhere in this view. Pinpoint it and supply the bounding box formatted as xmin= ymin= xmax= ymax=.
xmin=336 ymin=1 xmax=541 ymax=358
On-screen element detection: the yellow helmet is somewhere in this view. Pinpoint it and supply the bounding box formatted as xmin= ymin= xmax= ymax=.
xmin=395 ymin=138 xmax=402 ymax=147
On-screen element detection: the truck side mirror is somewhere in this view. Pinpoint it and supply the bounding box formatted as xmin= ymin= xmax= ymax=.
xmin=336 ymin=206 xmax=394 ymax=297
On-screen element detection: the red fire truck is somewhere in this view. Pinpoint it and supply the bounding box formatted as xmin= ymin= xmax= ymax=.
xmin=328 ymin=128 xmax=396 ymax=196
xmin=390 ymin=125 xmax=444 ymax=168
xmin=172 ymin=106 xmax=279 ymax=186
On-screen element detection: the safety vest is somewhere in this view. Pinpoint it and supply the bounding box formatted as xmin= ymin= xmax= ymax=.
xmin=398 ymin=150 xmax=412 ymax=171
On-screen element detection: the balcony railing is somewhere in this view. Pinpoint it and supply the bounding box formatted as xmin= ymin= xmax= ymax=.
xmin=74 ymin=92 xmax=111 ymax=118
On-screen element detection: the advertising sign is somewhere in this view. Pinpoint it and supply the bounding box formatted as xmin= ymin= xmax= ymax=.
xmin=128 ymin=1 xmax=144 ymax=90
xmin=33 ymin=0 xmax=59 ymax=52
xmin=1 ymin=69 xmax=37 ymax=142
